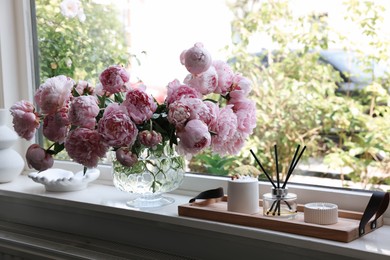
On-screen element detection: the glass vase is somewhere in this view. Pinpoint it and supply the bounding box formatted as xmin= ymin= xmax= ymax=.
xmin=112 ymin=143 xmax=185 ymax=209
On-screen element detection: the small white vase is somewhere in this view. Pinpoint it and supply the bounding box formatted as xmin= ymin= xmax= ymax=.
xmin=0 ymin=108 xmax=24 ymax=182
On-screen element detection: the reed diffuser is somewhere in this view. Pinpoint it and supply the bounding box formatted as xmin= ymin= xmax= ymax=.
xmin=250 ymin=144 xmax=306 ymax=218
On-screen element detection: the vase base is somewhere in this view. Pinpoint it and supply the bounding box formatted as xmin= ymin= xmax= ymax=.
xmin=126 ymin=194 xmax=175 ymax=209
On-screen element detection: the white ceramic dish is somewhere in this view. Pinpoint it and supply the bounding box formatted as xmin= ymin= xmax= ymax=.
xmin=28 ymin=168 xmax=100 ymax=192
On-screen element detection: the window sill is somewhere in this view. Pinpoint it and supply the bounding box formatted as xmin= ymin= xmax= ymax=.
xmin=0 ymin=174 xmax=388 ymax=259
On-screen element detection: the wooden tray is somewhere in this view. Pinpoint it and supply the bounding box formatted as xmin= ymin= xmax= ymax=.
xmin=178 ymin=196 xmax=384 ymax=243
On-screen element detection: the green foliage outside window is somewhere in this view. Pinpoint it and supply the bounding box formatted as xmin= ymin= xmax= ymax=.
xmin=206 ymin=0 xmax=390 ymax=190
xmin=35 ymin=0 xmax=131 ymax=82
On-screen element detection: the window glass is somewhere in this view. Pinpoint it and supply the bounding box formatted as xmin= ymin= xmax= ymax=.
xmin=33 ymin=0 xmax=390 ymax=192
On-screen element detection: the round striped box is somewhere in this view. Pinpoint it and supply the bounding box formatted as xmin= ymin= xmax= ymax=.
xmin=304 ymin=202 xmax=338 ymax=225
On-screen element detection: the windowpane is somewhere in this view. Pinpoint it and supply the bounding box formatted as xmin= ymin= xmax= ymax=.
xmin=34 ymin=0 xmax=390 ymax=191
xmin=35 ymin=0 xmax=131 ymax=82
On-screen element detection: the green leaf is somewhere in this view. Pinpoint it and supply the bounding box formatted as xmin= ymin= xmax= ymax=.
xmin=53 ymin=143 xmax=65 ymax=155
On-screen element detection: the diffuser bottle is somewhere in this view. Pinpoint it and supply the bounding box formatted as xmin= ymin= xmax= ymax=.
xmin=263 ymin=188 xmax=297 ymax=218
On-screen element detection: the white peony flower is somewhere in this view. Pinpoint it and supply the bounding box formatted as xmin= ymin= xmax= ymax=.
xmin=60 ymin=0 xmax=81 ymax=19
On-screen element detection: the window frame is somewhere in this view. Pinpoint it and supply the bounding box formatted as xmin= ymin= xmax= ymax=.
xmin=1 ymin=0 xmax=388 ymax=222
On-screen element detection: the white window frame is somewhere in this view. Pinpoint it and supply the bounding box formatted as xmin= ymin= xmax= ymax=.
xmin=0 ymin=1 xmax=389 ymax=259
xmin=1 ymin=0 xmax=389 ymax=221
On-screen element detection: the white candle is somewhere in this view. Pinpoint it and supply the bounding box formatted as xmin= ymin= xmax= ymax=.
xmin=227 ymin=177 xmax=259 ymax=214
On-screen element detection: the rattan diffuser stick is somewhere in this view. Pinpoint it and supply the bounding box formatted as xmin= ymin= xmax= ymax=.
xmin=282 ymin=145 xmax=306 ymax=189
xmin=274 ymin=145 xmax=280 ymax=189
xmin=250 ymin=149 xmax=277 ymax=189
xmin=250 ymin=145 xmax=306 ymax=187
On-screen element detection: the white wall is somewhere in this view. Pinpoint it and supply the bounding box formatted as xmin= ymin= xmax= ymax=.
xmin=0 ymin=0 xmax=34 ymax=159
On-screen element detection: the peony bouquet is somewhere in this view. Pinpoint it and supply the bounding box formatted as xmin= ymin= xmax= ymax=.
xmin=10 ymin=43 xmax=257 ymax=172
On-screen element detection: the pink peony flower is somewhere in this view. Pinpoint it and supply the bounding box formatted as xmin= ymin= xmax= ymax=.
xmin=34 ymin=75 xmax=74 ymax=114
xmin=210 ymin=105 xmax=239 ymax=155
xmin=64 ymin=128 xmax=108 ymax=168
xmin=203 ymin=100 xmax=219 ymax=127
xmin=98 ymin=103 xmax=138 ymax=147
xmin=25 ymin=144 xmax=54 ymax=171
xmin=94 ymin=83 xmax=106 ymax=96
xmin=138 ymin=130 xmax=163 ymax=148
xmin=181 ymin=42 xmax=212 ymax=75
xmin=179 ymin=97 xmax=214 ymax=125
xmin=9 ymin=100 xmax=40 ymax=140
xmin=99 ymin=65 xmax=130 ymax=94
xmin=229 ymin=92 xmax=257 ymax=136
xmin=168 ymin=100 xmax=191 ymax=129
xmin=68 ymin=95 xmax=100 ymax=129
xmin=115 ymin=147 xmax=138 ymax=167
xmin=220 ymin=131 xmax=247 ymax=155
xmin=43 ymin=107 xmax=70 ymax=144
xmin=213 ymin=60 xmax=234 ymax=95
xmin=183 ymin=66 xmax=218 ymax=95
xmin=230 ymin=74 xmax=252 ymax=97
xmin=166 ymin=79 xmax=202 ymax=105
xmin=75 ymin=80 xmax=94 ymax=96
xmin=122 ymin=88 xmax=157 ymax=124
xmin=177 ymin=119 xmax=211 ymax=156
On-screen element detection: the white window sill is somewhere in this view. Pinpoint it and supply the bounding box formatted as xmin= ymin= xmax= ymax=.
xmin=0 ymin=173 xmax=389 ymax=259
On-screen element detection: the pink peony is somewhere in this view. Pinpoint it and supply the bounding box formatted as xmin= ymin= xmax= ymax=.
xmin=98 ymin=103 xmax=138 ymax=147
xmin=115 ymin=147 xmax=138 ymax=167
xmin=9 ymin=100 xmax=40 ymax=140
xmin=75 ymin=80 xmax=94 ymax=96
xmin=229 ymin=92 xmax=257 ymax=136
xmin=64 ymin=128 xmax=108 ymax=168
xmin=99 ymin=65 xmax=130 ymax=94
xmin=230 ymin=74 xmax=252 ymax=97
xmin=220 ymin=132 xmax=247 ymax=155
xmin=183 ymin=66 xmax=218 ymax=95
xmin=168 ymin=100 xmax=191 ymax=129
xmin=203 ymin=100 xmax=219 ymax=127
xmin=25 ymin=144 xmax=54 ymax=171
xmin=166 ymin=79 xmax=202 ymax=105
xmin=94 ymin=83 xmax=106 ymax=96
xmin=122 ymin=88 xmax=157 ymax=124
xmin=213 ymin=60 xmax=234 ymax=95
xmin=179 ymin=97 xmax=214 ymax=125
xmin=168 ymin=98 xmax=218 ymax=129
xmin=138 ymin=130 xmax=163 ymax=148
xmin=68 ymin=95 xmax=100 ymax=129
xmin=177 ymin=119 xmax=211 ymax=156
xmin=43 ymin=107 xmax=70 ymax=143
xmin=181 ymin=42 xmax=212 ymax=75
xmin=210 ymin=105 xmax=239 ymax=155
xmin=34 ymin=75 xmax=74 ymax=114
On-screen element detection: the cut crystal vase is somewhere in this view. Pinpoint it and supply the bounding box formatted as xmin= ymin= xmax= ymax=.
xmin=112 ymin=143 xmax=185 ymax=208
